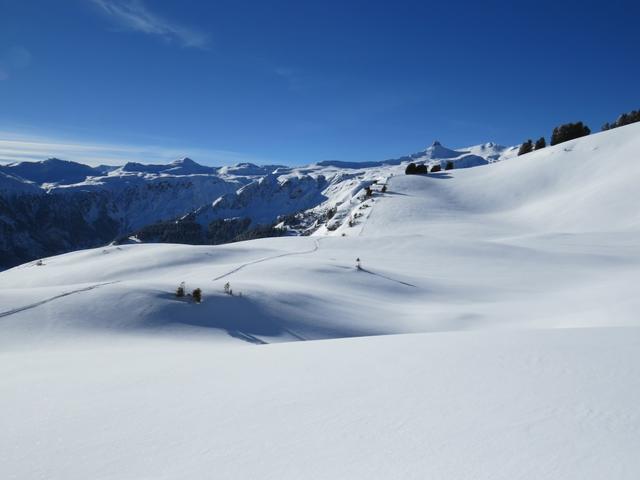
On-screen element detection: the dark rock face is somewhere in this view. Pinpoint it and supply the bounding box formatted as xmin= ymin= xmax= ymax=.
xmin=0 ymin=167 xmax=320 ymax=270
xmin=0 ymin=192 xmax=120 ymax=269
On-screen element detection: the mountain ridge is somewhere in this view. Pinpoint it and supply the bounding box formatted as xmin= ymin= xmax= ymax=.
xmin=0 ymin=139 xmax=517 ymax=269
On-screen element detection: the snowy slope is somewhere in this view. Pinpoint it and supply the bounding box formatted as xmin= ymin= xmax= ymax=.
xmin=2 ymin=123 xmax=640 ymax=479
xmin=459 ymin=141 xmax=519 ymax=162
xmin=2 ymin=329 xmax=639 ymax=480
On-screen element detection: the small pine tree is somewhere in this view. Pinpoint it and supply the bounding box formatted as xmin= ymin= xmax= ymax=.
xmin=192 ymin=288 xmax=202 ymax=303
xmin=518 ymin=139 xmax=533 ymax=156
xmin=534 ymin=137 xmax=546 ymax=150
xmin=405 ymin=163 xmax=417 ymax=175
xmin=224 ymin=282 xmax=231 ymax=295
xmin=381 ymin=185 xmax=387 ymax=193
xmin=430 ymin=164 xmax=441 ymax=173
xmin=176 ymin=282 xmax=185 ymax=297
xmin=444 ymin=161 xmax=454 ymax=170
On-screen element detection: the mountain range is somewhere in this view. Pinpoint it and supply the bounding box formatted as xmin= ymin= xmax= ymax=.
xmin=0 ymin=141 xmax=516 ymax=269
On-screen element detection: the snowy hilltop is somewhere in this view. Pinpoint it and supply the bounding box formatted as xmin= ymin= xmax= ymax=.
xmin=2 ymin=123 xmax=640 ymax=479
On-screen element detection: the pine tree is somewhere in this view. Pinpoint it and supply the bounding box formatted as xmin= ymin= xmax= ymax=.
xmin=534 ymin=137 xmax=546 ymax=150
xmin=550 ymin=122 xmax=590 ymax=146
xmin=518 ymin=139 xmax=533 ymax=156
xmin=445 ymin=161 xmax=454 ymax=170
xmin=405 ymin=163 xmax=417 ymax=175
xmin=601 ymin=109 xmax=640 ymax=131
xmin=192 ymin=288 xmax=202 ymax=303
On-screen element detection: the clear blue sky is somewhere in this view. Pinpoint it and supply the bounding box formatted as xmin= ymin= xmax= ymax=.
xmin=0 ymin=0 xmax=638 ymax=165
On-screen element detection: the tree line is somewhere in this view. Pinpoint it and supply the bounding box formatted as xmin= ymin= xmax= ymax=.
xmin=405 ymin=161 xmax=453 ymax=175
xmin=518 ymin=107 xmax=639 ymax=156
xmin=602 ymin=109 xmax=640 ymax=131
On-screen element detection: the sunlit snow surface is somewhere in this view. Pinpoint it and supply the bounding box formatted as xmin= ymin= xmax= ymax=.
xmin=2 ymin=124 xmax=640 ymax=479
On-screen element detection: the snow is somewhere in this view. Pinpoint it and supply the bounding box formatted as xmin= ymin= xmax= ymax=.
xmin=2 ymin=329 xmax=639 ymax=480
xmin=0 ymin=157 xmax=101 ymax=185
xmin=2 ymin=122 xmax=640 ymax=478
xmin=118 ymin=157 xmax=218 ymax=175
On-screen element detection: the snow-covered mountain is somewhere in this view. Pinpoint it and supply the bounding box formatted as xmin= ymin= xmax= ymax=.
xmin=2 ymin=123 xmax=640 ymax=479
xmin=0 ymin=142 xmax=509 ymax=269
xmin=0 ymin=157 xmax=105 ymax=185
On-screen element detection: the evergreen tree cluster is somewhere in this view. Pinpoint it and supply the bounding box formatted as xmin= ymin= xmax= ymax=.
xmin=518 ymin=139 xmax=533 ymax=156
xmin=517 ymin=137 xmax=546 ymax=156
xmin=550 ymin=122 xmax=591 ymax=146
xmin=405 ymin=162 xmax=448 ymax=175
xmin=136 ymin=217 xmax=285 ymax=245
xmin=602 ymin=109 xmax=640 ymax=131
xmin=405 ymin=163 xmax=428 ymax=175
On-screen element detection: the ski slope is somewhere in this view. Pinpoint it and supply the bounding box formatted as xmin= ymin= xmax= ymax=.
xmin=2 ymin=123 xmax=640 ymax=479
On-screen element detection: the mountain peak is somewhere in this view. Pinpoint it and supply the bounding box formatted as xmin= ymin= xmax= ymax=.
xmin=164 ymin=157 xmax=214 ymax=175
xmin=423 ymin=141 xmax=461 ymax=159
xmin=171 ymin=157 xmax=198 ymax=166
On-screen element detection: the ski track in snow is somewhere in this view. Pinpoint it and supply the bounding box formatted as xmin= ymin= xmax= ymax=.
xmin=211 ymin=239 xmax=321 ymax=282
xmin=0 ymin=281 xmax=119 ymax=319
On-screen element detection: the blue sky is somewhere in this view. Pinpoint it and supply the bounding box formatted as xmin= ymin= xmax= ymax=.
xmin=0 ymin=0 xmax=638 ymax=166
